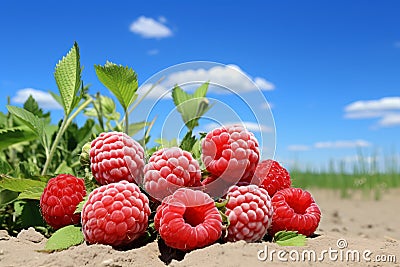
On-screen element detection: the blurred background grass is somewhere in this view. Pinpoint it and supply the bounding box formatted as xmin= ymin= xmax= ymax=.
xmin=290 ymin=149 xmax=400 ymax=200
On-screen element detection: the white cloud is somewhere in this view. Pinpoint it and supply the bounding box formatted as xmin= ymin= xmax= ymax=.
xmin=287 ymin=145 xmax=310 ymax=151
xmin=314 ymin=139 xmax=371 ymax=149
xmin=344 ymin=97 xmax=400 ymax=128
xmin=147 ymin=49 xmax=159 ymax=55
xmin=12 ymin=88 xmax=62 ymax=110
xmin=378 ymin=113 xmax=400 ymax=127
xmin=345 ymin=97 xmax=400 ymax=112
xmin=138 ymin=83 xmax=171 ymax=99
xmin=204 ymin=121 xmax=273 ymax=133
xmin=254 ymin=77 xmax=274 ymax=91
xmin=138 ymin=64 xmax=275 ymax=99
xmin=129 ymin=16 xmax=172 ymax=39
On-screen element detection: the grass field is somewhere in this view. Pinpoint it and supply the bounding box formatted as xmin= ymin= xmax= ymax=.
xmin=290 ymin=151 xmax=400 ymax=200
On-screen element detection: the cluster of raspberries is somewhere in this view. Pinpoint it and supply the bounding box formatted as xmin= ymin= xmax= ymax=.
xmin=39 ymin=126 xmax=321 ymax=251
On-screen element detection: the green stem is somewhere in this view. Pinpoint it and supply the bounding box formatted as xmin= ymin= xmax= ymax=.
xmin=41 ymin=98 xmax=92 ymax=176
xmin=124 ymin=108 xmax=129 ymax=135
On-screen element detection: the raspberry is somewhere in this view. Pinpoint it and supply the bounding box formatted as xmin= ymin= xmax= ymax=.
xmin=143 ymin=147 xmax=201 ymax=200
xmin=40 ymin=174 xmax=86 ymax=229
xmin=269 ymin=188 xmax=321 ymax=237
xmin=253 ymin=159 xmax=291 ymax=196
xmin=225 ymin=185 xmax=273 ymax=242
xmin=90 ymin=131 xmax=145 ymax=185
xmin=155 ymin=188 xmax=222 ymax=251
xmin=201 ymin=125 xmax=259 ymax=184
xmin=81 ymin=181 xmax=151 ymax=246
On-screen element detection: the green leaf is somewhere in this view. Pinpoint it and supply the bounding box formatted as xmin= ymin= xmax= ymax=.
xmin=18 ymin=186 xmax=45 ymax=200
xmin=6 ymin=105 xmax=47 ymax=149
xmin=171 ymin=83 xmax=212 ymax=131
xmin=179 ymin=131 xmax=197 ymax=152
xmin=273 ymin=231 xmax=307 ymax=246
xmin=74 ymin=195 xmax=88 ymax=215
xmin=7 ymin=106 xmax=44 ymax=136
xmin=128 ymin=121 xmax=149 ymax=136
xmin=94 ymin=61 xmax=138 ymax=111
xmin=0 ymin=126 xmax=37 ymax=151
xmin=44 ymin=225 xmax=84 ymax=251
xmin=0 ymin=176 xmax=46 ymax=193
xmin=54 ymin=161 xmax=74 ymax=175
xmin=48 ymin=91 xmax=64 ymax=108
xmin=54 ymin=42 xmax=82 ymax=115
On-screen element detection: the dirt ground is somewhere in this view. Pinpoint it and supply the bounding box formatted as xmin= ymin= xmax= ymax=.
xmin=0 ymin=188 xmax=399 ymax=267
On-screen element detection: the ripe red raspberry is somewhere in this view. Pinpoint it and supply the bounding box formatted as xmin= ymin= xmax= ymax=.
xmin=253 ymin=159 xmax=291 ymax=196
xmin=143 ymin=147 xmax=201 ymax=200
xmin=225 ymin=185 xmax=273 ymax=242
xmin=155 ymin=188 xmax=222 ymax=251
xmin=201 ymin=125 xmax=259 ymax=184
xmin=40 ymin=174 xmax=86 ymax=229
xmin=270 ymin=188 xmax=321 ymax=237
xmin=90 ymin=132 xmax=145 ymax=185
xmin=81 ymin=181 xmax=151 ymax=246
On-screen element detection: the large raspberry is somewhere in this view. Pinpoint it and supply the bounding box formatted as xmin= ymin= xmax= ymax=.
xmin=90 ymin=132 xmax=145 ymax=185
xmin=270 ymin=188 xmax=321 ymax=237
xmin=40 ymin=174 xmax=86 ymax=229
xmin=225 ymin=185 xmax=273 ymax=242
xmin=201 ymin=125 xmax=259 ymax=184
xmin=143 ymin=147 xmax=201 ymax=200
xmin=81 ymin=181 xmax=151 ymax=246
xmin=155 ymin=188 xmax=222 ymax=251
xmin=253 ymin=159 xmax=291 ymax=196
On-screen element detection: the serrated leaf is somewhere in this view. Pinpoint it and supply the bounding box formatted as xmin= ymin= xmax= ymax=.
xmin=54 ymin=42 xmax=82 ymax=115
xmin=94 ymin=61 xmax=138 ymax=111
xmin=273 ymin=231 xmax=306 ymax=247
xmin=18 ymin=186 xmax=45 ymax=200
xmin=179 ymin=131 xmax=197 ymax=152
xmin=171 ymin=83 xmax=212 ymax=131
xmin=0 ymin=126 xmax=37 ymax=151
xmin=44 ymin=225 xmax=84 ymax=251
xmin=0 ymin=176 xmax=46 ymax=193
xmin=7 ymin=106 xmax=44 ymax=136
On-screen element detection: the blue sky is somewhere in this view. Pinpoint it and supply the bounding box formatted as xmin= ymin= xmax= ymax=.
xmin=1 ymin=1 xmax=400 ymax=171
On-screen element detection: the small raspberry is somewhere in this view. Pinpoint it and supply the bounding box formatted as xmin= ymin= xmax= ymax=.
xmin=81 ymin=181 xmax=151 ymax=246
xmin=40 ymin=174 xmax=86 ymax=229
xmin=155 ymin=188 xmax=222 ymax=251
xmin=90 ymin=131 xmax=145 ymax=185
xmin=253 ymin=159 xmax=291 ymax=196
xmin=143 ymin=147 xmax=201 ymax=200
xmin=270 ymin=188 xmax=321 ymax=237
xmin=225 ymin=185 xmax=273 ymax=242
xmin=201 ymin=125 xmax=259 ymax=184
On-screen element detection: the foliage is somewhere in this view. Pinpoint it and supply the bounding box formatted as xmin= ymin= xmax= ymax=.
xmin=273 ymin=231 xmax=306 ymax=246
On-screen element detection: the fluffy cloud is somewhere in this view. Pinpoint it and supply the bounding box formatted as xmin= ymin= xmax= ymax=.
xmin=287 ymin=145 xmax=310 ymax=151
xmin=130 ymin=16 xmax=172 ymax=38
xmin=12 ymin=88 xmax=62 ymax=110
xmin=314 ymin=140 xmax=371 ymax=149
xmin=344 ymin=97 xmax=400 ymax=127
xmin=287 ymin=139 xmax=371 ymax=151
xmin=137 ymin=64 xmax=275 ymax=99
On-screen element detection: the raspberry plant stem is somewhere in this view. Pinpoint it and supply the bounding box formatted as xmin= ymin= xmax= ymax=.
xmin=41 ymin=98 xmax=93 ymax=176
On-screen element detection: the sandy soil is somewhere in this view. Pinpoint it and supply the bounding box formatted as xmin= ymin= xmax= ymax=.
xmin=0 ymin=189 xmax=399 ymax=267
